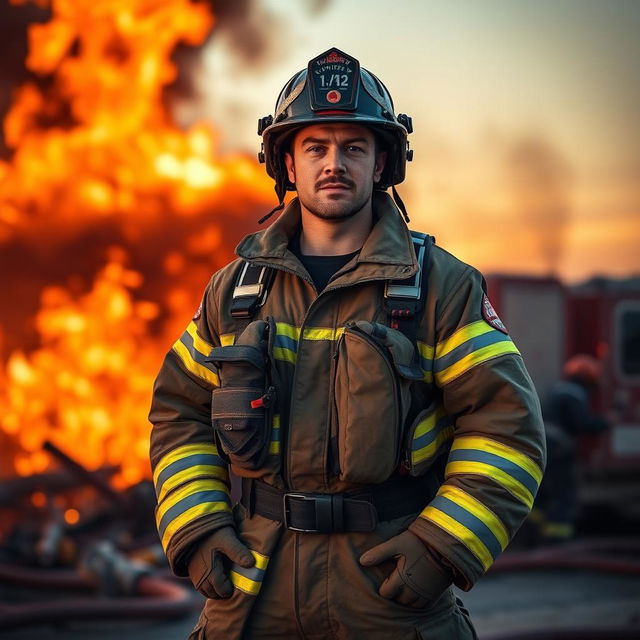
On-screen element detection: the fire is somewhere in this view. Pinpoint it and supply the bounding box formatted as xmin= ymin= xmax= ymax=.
xmin=3 ymin=253 xmax=161 ymax=486
xmin=0 ymin=1 xmax=275 ymax=487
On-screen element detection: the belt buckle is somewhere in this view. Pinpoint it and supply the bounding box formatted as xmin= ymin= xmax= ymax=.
xmin=282 ymin=493 xmax=319 ymax=533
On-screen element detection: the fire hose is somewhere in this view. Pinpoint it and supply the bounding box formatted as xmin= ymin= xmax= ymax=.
xmin=0 ymin=541 xmax=195 ymax=630
xmin=489 ymin=537 xmax=640 ymax=575
xmin=1 ymin=536 xmax=638 ymax=634
xmin=480 ymin=538 xmax=640 ymax=640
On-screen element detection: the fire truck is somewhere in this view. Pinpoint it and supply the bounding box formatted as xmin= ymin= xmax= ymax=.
xmin=485 ymin=274 xmax=640 ymax=516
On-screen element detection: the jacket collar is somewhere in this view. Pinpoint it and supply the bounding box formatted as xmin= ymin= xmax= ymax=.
xmin=236 ymin=191 xmax=419 ymax=281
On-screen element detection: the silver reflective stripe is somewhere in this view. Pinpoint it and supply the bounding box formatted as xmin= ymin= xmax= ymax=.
xmin=385 ymin=233 xmax=427 ymax=300
xmin=233 ymin=263 xmax=269 ymax=301
xmin=235 ymin=284 xmax=263 ymax=297
xmin=275 ymin=78 xmax=307 ymax=119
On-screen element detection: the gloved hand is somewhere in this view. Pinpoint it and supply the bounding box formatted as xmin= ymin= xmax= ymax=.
xmin=187 ymin=526 xmax=255 ymax=599
xmin=359 ymin=530 xmax=453 ymax=608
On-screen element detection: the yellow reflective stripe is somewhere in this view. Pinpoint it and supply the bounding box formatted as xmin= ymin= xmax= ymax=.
xmin=161 ymin=502 xmax=231 ymax=550
xmin=438 ymin=486 xmax=509 ymax=550
xmin=445 ymin=461 xmax=535 ymax=509
xmin=417 ymin=340 xmax=435 ymax=360
xmin=419 ymin=505 xmax=493 ymax=571
xmin=303 ymin=326 xmax=344 ymax=341
xmin=172 ymin=340 xmax=220 ymax=386
xmin=229 ymin=549 xmax=269 ymax=595
xmin=230 ymin=570 xmax=260 ymax=594
xmin=436 ymin=341 xmax=520 ymax=385
xmin=413 ymin=426 xmax=454 ymax=464
xmin=414 ymin=406 xmax=447 ymax=439
xmin=276 ymin=322 xmax=301 ymax=340
xmin=156 ymin=478 xmax=229 ymax=523
xmin=153 ymin=443 xmax=220 ymax=487
xmin=418 ymin=340 xmax=434 ymax=382
xmin=186 ymin=321 xmax=214 ymax=356
xmin=252 ymin=549 xmax=269 ymax=569
xmin=273 ymin=346 xmax=297 ymax=364
xmin=436 ymin=321 xmax=493 ymax=358
xmin=452 ymin=436 xmax=543 ymax=485
xmin=157 ymin=465 xmax=227 ymax=503
xmin=269 ymin=415 xmax=281 ymax=455
xmin=220 ymin=333 xmax=235 ymax=346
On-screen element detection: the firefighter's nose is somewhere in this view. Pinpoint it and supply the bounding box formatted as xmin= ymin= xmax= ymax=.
xmin=324 ymin=147 xmax=346 ymax=174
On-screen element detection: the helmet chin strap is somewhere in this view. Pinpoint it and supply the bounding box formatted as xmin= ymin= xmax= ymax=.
xmin=391 ymin=185 xmax=410 ymax=223
xmin=258 ymin=172 xmax=288 ymax=224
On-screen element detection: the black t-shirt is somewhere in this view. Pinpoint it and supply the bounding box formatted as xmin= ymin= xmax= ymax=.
xmin=289 ymin=232 xmax=360 ymax=292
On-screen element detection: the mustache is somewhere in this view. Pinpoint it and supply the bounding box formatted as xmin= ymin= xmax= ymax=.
xmin=316 ymin=176 xmax=355 ymax=190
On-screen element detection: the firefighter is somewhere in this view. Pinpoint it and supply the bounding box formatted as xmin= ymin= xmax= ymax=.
xmin=149 ymin=48 xmax=546 ymax=639
xmin=535 ymin=355 xmax=608 ymax=543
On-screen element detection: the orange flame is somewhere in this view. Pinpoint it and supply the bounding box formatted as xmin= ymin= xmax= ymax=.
xmin=0 ymin=0 xmax=274 ymax=487
xmin=2 ymin=252 xmax=161 ymax=486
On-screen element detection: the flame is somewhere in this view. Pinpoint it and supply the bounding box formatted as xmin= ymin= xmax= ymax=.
xmin=2 ymin=253 xmax=161 ymax=486
xmin=0 ymin=0 xmax=275 ymax=487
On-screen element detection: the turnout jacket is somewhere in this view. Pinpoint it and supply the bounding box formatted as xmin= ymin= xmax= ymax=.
xmin=149 ymin=191 xmax=546 ymax=592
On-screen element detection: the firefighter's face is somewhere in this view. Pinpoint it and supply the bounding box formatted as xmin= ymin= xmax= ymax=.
xmin=284 ymin=124 xmax=386 ymax=222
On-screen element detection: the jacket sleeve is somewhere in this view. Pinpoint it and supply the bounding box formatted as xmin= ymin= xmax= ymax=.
xmin=409 ymin=266 xmax=546 ymax=590
xmin=148 ymin=277 xmax=234 ymax=576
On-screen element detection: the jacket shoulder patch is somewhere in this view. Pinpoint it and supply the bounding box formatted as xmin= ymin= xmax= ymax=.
xmin=482 ymin=294 xmax=508 ymax=334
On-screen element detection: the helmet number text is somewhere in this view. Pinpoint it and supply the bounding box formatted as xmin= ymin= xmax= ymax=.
xmin=319 ymin=74 xmax=349 ymax=88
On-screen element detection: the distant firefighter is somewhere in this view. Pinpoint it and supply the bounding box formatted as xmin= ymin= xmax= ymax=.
xmin=535 ymin=355 xmax=609 ymax=542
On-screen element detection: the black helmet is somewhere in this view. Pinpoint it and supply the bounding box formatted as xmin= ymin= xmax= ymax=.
xmin=258 ymin=48 xmax=413 ymax=207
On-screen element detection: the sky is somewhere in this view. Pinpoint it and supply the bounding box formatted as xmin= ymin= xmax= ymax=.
xmin=196 ymin=0 xmax=640 ymax=283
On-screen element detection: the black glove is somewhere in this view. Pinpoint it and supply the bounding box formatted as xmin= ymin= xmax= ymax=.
xmin=187 ymin=526 xmax=255 ymax=599
xmin=360 ymin=530 xmax=453 ymax=608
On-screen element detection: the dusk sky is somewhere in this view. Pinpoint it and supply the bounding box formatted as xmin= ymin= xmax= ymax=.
xmin=199 ymin=0 xmax=639 ymax=282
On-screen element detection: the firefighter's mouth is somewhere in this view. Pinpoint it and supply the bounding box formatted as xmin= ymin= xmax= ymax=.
xmin=317 ymin=179 xmax=354 ymax=191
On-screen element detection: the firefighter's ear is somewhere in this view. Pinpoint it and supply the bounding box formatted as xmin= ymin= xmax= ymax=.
xmin=373 ymin=150 xmax=386 ymax=183
xmin=284 ymin=151 xmax=295 ymax=184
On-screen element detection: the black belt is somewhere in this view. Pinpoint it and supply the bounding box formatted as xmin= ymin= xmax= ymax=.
xmin=241 ymin=475 xmax=437 ymax=534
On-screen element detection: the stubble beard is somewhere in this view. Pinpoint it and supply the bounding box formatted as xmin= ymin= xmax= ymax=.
xmin=302 ymin=193 xmax=372 ymax=222
xmin=300 ymin=177 xmax=373 ymax=223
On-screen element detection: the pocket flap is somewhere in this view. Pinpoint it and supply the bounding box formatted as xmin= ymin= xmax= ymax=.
xmin=212 ymin=387 xmax=265 ymax=424
xmin=350 ymin=321 xmax=423 ymax=380
xmin=208 ymin=345 xmax=265 ymax=371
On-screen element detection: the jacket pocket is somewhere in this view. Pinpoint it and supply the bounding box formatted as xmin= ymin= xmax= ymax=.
xmin=402 ymin=402 xmax=454 ymax=477
xmin=331 ymin=321 xmax=423 ymax=484
xmin=208 ymin=319 xmax=277 ymax=472
xmin=211 ymin=386 xmax=275 ymax=466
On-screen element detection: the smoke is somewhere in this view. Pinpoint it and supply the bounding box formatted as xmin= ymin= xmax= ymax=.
xmin=207 ymin=0 xmax=333 ymax=68
xmin=504 ymin=135 xmax=572 ymax=275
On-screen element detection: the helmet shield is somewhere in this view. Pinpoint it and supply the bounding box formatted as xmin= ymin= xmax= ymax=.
xmin=258 ymin=48 xmax=413 ymax=196
xmin=308 ymin=49 xmax=360 ymax=111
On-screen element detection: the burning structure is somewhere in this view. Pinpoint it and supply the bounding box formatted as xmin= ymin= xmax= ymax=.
xmin=0 ymin=0 xmax=274 ymax=494
xmin=0 ymin=1 xmax=278 ymax=630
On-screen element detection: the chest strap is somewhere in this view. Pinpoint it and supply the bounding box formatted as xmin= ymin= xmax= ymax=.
xmin=230 ymin=261 xmax=275 ymax=319
xmin=384 ymin=231 xmax=433 ymax=340
xmin=231 ymin=231 xmax=433 ymax=327
xmin=241 ymin=475 xmax=437 ymax=534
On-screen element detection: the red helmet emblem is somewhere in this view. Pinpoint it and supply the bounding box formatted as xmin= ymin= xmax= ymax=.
xmin=326 ymin=51 xmax=345 ymax=63
xmin=326 ymin=90 xmax=342 ymax=103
